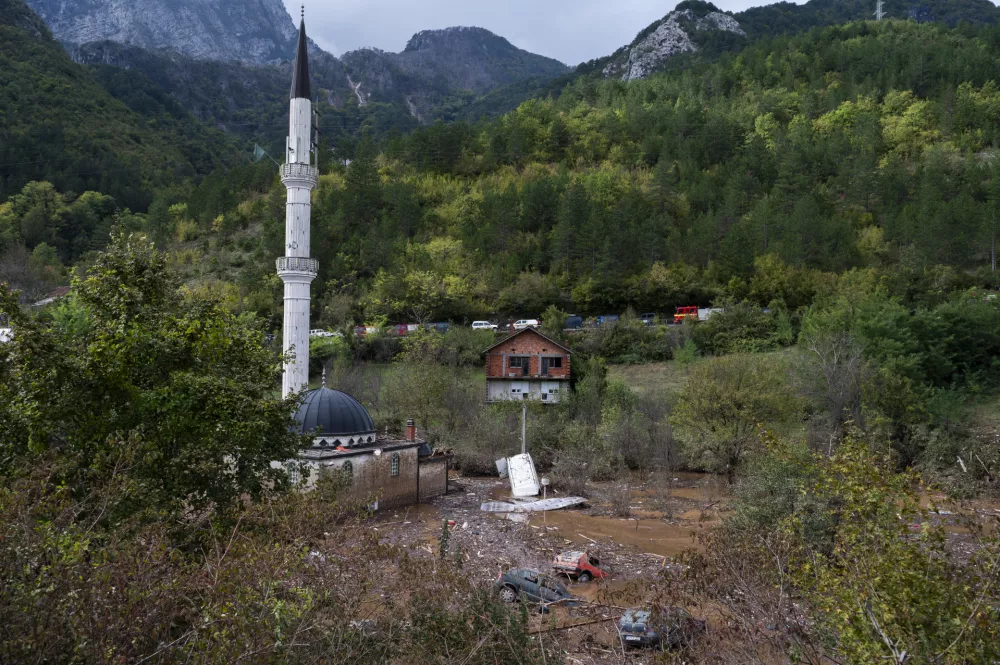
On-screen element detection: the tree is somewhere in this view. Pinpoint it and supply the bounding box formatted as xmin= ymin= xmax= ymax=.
xmin=0 ymin=230 xmax=305 ymax=526
xmin=788 ymin=438 xmax=1000 ymax=664
xmin=673 ymin=353 xmax=797 ymax=481
xmin=796 ymin=329 xmax=872 ymax=453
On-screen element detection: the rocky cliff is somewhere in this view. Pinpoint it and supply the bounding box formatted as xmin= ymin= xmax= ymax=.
xmin=25 ymin=0 xmax=299 ymax=63
xmin=603 ymin=3 xmax=746 ymax=81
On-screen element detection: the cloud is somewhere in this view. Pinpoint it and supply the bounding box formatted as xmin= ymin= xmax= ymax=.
xmin=287 ymin=0 xmax=765 ymax=65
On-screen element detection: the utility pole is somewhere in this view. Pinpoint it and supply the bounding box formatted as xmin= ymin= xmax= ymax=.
xmin=521 ymin=400 xmax=527 ymax=455
xmin=874 ymin=0 xmax=885 ymax=21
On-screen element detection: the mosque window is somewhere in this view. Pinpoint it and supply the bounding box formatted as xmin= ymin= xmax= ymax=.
xmin=343 ymin=461 xmax=353 ymax=479
xmin=391 ymin=453 xmax=400 ymax=477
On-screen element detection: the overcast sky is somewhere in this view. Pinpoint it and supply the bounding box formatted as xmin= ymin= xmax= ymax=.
xmin=285 ymin=0 xmax=773 ymax=66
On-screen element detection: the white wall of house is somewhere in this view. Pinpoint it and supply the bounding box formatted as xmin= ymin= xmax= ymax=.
xmin=487 ymin=379 xmax=564 ymax=404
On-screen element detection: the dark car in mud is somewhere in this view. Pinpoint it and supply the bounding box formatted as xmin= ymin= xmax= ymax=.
xmin=495 ymin=568 xmax=575 ymax=606
xmin=618 ymin=607 xmax=707 ymax=649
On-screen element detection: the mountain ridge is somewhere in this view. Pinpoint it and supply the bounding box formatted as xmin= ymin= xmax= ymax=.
xmin=25 ymin=0 xmax=300 ymax=63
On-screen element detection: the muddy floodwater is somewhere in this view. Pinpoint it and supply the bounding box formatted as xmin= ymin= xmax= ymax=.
xmin=528 ymin=511 xmax=706 ymax=557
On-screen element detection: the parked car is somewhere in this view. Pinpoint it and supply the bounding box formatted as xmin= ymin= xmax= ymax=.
xmin=618 ymin=607 xmax=707 ymax=650
xmin=640 ymin=313 xmax=657 ymax=326
xmin=471 ymin=320 xmax=499 ymax=331
xmin=353 ymin=326 xmax=367 ymax=337
xmin=425 ymin=322 xmax=451 ymax=333
xmin=565 ymin=315 xmax=584 ymax=329
xmin=513 ymin=319 xmax=540 ymax=330
xmin=552 ymin=550 xmax=610 ymax=582
xmin=595 ymin=315 xmax=619 ymax=327
xmin=0 ymin=327 xmax=12 ymax=344
xmin=309 ymin=329 xmax=337 ymax=338
xmin=495 ymin=568 xmax=575 ymax=606
xmin=393 ymin=324 xmax=410 ymax=337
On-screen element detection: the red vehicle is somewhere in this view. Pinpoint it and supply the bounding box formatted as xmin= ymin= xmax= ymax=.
xmin=552 ymin=551 xmax=610 ymax=583
xmin=673 ymin=306 xmax=699 ymax=325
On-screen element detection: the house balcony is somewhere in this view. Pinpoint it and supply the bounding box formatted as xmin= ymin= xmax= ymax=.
xmin=280 ymin=163 xmax=318 ymax=188
xmin=276 ymin=256 xmax=319 ymax=277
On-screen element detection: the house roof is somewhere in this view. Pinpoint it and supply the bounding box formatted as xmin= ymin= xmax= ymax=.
xmin=482 ymin=327 xmax=571 ymax=354
xmin=31 ymin=286 xmax=72 ymax=307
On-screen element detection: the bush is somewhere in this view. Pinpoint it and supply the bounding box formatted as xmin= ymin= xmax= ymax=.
xmin=691 ymin=300 xmax=784 ymax=355
xmin=573 ymin=314 xmax=675 ymax=364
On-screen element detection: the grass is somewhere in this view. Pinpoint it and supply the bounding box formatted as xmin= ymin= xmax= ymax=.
xmin=608 ymin=360 xmax=693 ymax=397
xmin=607 ymin=347 xmax=799 ymax=399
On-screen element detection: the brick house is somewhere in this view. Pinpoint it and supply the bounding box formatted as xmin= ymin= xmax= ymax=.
xmin=484 ymin=327 xmax=571 ymax=404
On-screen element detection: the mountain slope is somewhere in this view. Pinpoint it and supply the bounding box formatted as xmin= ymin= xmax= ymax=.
xmin=602 ymin=2 xmax=746 ymax=81
xmin=341 ymin=27 xmax=570 ymax=119
xmin=25 ymin=0 xmax=299 ymax=63
xmin=0 ymin=0 xmax=236 ymax=208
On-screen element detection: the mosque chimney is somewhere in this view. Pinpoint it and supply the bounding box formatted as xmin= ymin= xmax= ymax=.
xmin=278 ymin=7 xmax=319 ymax=398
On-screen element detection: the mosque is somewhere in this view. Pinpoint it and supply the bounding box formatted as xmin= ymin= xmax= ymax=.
xmin=277 ymin=13 xmax=448 ymax=508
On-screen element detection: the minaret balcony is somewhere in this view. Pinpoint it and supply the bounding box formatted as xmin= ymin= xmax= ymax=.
xmin=276 ymin=256 xmax=319 ymax=276
xmin=280 ymin=163 xmax=319 ymax=188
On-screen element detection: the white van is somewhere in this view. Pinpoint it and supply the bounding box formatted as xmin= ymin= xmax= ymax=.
xmin=309 ymin=329 xmax=336 ymax=338
xmin=471 ymin=320 xmax=498 ymax=331
xmin=513 ymin=319 xmax=539 ymax=330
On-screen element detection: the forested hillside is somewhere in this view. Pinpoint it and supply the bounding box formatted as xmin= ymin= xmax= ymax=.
xmin=0 ymin=0 xmax=237 ymax=210
xmin=737 ymin=0 xmax=1000 ymax=37
xmin=12 ymin=17 xmax=1000 ymax=325
xmin=128 ymin=19 xmax=1000 ymax=330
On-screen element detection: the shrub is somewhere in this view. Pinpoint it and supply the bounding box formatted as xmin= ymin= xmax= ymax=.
xmin=691 ymin=300 xmax=783 ymax=355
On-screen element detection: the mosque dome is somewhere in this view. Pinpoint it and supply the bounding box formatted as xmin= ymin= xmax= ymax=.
xmin=294 ymin=387 xmax=377 ymax=447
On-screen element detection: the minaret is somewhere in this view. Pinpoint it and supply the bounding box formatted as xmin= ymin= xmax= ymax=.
xmin=278 ymin=7 xmax=319 ymax=398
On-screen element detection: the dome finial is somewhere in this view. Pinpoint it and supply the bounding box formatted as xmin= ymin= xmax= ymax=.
xmin=301 ymin=4 xmax=304 ymax=20
xmin=321 ymin=366 xmax=327 ymax=388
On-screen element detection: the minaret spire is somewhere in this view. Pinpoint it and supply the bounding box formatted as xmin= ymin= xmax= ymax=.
xmin=290 ymin=7 xmax=311 ymax=101
xmin=277 ymin=7 xmax=318 ymax=399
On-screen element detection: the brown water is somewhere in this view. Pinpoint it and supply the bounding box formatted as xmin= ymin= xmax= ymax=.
xmin=532 ymin=511 xmax=705 ymax=557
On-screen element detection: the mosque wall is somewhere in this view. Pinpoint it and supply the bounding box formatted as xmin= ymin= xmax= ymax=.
xmin=319 ymin=444 xmax=421 ymax=509
xmin=419 ymin=457 xmax=449 ymax=501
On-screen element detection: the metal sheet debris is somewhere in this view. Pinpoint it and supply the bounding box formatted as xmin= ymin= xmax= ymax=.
xmin=481 ymin=497 xmax=587 ymax=513
xmin=495 ymin=457 xmax=509 ymax=478
xmin=506 ymin=453 xmax=540 ymax=497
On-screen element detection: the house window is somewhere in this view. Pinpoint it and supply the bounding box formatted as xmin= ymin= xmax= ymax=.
xmin=542 ymin=357 xmax=562 ymax=374
xmin=391 ymin=453 xmax=400 ymax=477
xmin=508 ymin=356 xmax=530 ymax=375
